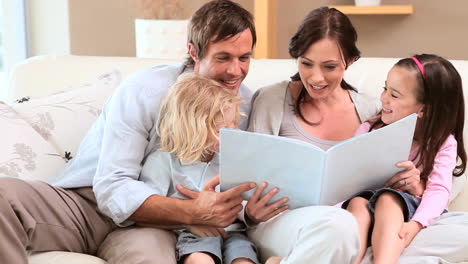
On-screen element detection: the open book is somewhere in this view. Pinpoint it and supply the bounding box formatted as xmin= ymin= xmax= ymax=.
xmin=220 ymin=114 xmax=417 ymax=209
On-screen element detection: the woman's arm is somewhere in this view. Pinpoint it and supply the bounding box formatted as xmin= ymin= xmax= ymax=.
xmin=247 ymin=81 xmax=289 ymax=135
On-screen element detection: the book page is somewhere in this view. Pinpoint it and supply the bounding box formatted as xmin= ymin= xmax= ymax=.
xmin=321 ymin=114 xmax=417 ymax=205
xmin=220 ymin=130 xmax=325 ymax=209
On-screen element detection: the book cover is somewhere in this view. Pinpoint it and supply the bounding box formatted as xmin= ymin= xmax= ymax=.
xmin=220 ymin=114 xmax=417 ymax=209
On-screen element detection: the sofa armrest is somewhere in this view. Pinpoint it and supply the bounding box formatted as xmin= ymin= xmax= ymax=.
xmin=449 ymin=179 xmax=468 ymax=212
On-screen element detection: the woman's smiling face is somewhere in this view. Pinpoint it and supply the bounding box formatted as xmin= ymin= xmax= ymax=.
xmin=297 ymin=37 xmax=347 ymax=100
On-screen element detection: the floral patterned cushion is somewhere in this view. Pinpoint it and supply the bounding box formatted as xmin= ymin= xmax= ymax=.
xmin=0 ymin=102 xmax=66 ymax=180
xmin=13 ymin=69 xmax=122 ymax=158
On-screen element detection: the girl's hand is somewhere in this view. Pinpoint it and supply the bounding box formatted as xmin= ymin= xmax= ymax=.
xmin=398 ymin=220 xmax=423 ymax=248
xmin=185 ymin=224 xmax=227 ymax=238
xmin=245 ymin=182 xmax=289 ymax=225
xmin=385 ymin=161 xmax=425 ymax=196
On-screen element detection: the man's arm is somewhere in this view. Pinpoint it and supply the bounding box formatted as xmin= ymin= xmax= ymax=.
xmin=129 ymin=175 xmax=256 ymax=227
xmin=92 ymin=67 xmax=179 ymax=226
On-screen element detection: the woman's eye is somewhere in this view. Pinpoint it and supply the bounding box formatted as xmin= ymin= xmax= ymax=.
xmin=325 ymin=65 xmax=337 ymax=70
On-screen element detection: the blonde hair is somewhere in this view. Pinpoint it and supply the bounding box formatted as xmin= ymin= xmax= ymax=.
xmin=158 ymin=73 xmax=242 ymax=163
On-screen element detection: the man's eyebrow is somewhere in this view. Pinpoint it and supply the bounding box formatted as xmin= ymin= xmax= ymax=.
xmin=213 ymin=51 xmax=253 ymax=57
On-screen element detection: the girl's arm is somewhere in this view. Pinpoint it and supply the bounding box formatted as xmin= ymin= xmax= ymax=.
xmin=411 ymin=135 xmax=458 ymax=227
xmin=354 ymin=122 xmax=372 ymax=136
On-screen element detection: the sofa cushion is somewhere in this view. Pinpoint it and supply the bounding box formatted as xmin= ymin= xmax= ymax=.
xmin=29 ymin=251 xmax=106 ymax=264
xmin=450 ymin=174 xmax=467 ymax=205
xmin=0 ymin=102 xmax=66 ymax=180
xmin=13 ymin=70 xmax=122 ymax=158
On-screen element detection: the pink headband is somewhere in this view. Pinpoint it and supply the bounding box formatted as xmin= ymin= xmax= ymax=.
xmin=411 ymin=57 xmax=425 ymax=79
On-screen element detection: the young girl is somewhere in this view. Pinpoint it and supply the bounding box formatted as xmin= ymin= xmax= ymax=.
xmin=140 ymin=73 xmax=259 ymax=264
xmin=342 ymin=54 xmax=466 ymax=264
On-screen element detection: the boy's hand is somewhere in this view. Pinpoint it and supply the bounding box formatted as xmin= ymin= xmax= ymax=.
xmin=399 ymin=220 xmax=423 ymax=247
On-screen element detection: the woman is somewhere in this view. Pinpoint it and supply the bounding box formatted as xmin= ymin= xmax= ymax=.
xmin=245 ymin=6 xmax=380 ymax=264
xmin=245 ymin=6 xmax=468 ymax=264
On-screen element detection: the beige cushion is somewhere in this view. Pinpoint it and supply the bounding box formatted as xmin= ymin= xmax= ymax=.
xmin=13 ymin=70 xmax=122 ymax=156
xmin=29 ymin=251 xmax=106 ymax=264
xmin=0 ymin=102 xmax=65 ymax=180
xmin=450 ymin=175 xmax=468 ymax=212
xmin=451 ymin=173 xmax=467 ymax=202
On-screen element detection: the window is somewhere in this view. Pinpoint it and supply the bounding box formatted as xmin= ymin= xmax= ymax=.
xmin=0 ymin=1 xmax=28 ymax=102
xmin=0 ymin=3 xmax=4 ymax=87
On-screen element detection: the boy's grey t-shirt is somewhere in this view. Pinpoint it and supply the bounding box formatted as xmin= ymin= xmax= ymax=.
xmin=141 ymin=151 xmax=220 ymax=199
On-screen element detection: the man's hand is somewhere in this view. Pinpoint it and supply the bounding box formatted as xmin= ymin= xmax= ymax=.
xmin=185 ymin=224 xmax=227 ymax=238
xmin=245 ymin=182 xmax=289 ymax=225
xmin=177 ymin=175 xmax=255 ymax=227
xmin=386 ymin=161 xmax=425 ymax=196
xmin=399 ymin=220 xmax=423 ymax=248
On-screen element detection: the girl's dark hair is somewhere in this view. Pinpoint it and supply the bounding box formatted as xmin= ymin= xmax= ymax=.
xmin=370 ymin=54 xmax=466 ymax=180
xmin=289 ymin=6 xmax=361 ymax=125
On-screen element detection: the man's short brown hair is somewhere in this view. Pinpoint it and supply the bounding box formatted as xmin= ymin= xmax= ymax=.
xmin=184 ymin=0 xmax=256 ymax=67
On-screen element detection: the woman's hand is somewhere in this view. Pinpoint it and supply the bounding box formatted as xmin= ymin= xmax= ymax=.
xmin=185 ymin=224 xmax=226 ymax=238
xmin=385 ymin=161 xmax=425 ymax=197
xmin=398 ymin=220 xmax=423 ymax=248
xmin=245 ymin=182 xmax=289 ymax=225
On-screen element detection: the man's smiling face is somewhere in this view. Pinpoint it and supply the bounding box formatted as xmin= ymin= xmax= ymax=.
xmin=191 ymin=29 xmax=253 ymax=95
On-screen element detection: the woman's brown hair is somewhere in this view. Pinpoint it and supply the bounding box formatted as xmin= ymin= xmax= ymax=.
xmin=289 ymin=6 xmax=360 ymax=125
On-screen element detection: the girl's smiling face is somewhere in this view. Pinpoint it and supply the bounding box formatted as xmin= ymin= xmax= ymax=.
xmin=380 ymin=66 xmax=424 ymax=124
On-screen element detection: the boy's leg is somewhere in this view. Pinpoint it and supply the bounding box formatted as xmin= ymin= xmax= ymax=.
xmin=346 ymin=197 xmax=372 ymax=264
xmin=372 ymin=192 xmax=406 ymax=264
xmin=174 ymin=230 xmax=222 ymax=264
xmin=184 ymin=253 xmax=216 ymax=264
xmin=0 ymin=177 xmax=115 ymax=264
xmin=247 ymin=206 xmax=360 ymax=264
xmin=97 ymin=226 xmax=177 ymax=264
xmin=223 ymin=232 xmax=259 ymax=264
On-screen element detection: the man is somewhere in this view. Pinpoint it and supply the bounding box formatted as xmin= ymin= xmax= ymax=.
xmin=0 ymin=1 xmax=259 ymax=263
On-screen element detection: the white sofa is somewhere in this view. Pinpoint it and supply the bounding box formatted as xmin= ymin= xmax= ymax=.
xmin=2 ymin=55 xmax=468 ymax=263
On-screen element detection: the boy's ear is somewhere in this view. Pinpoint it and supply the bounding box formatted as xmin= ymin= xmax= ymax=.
xmin=188 ymin=43 xmax=199 ymax=63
